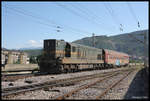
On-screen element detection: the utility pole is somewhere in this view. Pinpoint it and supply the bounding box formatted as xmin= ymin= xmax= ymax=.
xmin=128 ymin=30 xmax=149 ymax=68
xmin=144 ymin=30 xmax=149 ymax=74
xmin=92 ymin=33 xmax=95 ymax=47
xmin=144 ymin=33 xmax=146 ymax=68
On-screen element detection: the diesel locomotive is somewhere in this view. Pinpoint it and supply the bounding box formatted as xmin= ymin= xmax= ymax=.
xmin=39 ymin=39 xmax=129 ymax=73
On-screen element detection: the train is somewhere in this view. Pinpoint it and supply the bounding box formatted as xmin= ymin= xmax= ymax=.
xmin=38 ymin=39 xmax=129 ymax=73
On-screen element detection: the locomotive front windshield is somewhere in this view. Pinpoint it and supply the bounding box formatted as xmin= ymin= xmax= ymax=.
xmin=44 ymin=40 xmax=56 ymax=58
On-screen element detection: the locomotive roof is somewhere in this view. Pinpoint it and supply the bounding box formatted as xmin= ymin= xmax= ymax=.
xmin=71 ymin=42 xmax=102 ymax=51
xmin=43 ymin=39 xmax=128 ymax=56
xmin=70 ymin=43 xmax=128 ymax=56
xmin=44 ymin=39 xmax=56 ymax=41
xmin=104 ymin=49 xmax=129 ymax=56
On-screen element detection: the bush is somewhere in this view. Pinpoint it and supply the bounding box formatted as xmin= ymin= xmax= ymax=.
xmin=29 ymin=56 xmax=37 ymax=64
xmin=14 ymin=60 xmax=20 ymax=64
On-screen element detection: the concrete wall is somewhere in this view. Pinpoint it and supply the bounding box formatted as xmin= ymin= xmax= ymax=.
xmin=2 ymin=64 xmax=39 ymax=72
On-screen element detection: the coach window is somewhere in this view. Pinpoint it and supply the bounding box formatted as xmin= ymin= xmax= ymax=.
xmin=72 ymin=46 xmax=76 ymax=52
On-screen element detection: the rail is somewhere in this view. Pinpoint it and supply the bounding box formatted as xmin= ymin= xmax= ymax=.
xmin=2 ymin=69 xmax=132 ymax=98
xmin=55 ymin=69 xmax=133 ymax=100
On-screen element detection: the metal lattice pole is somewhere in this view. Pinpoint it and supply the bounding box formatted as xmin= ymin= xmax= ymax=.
xmin=92 ymin=33 xmax=95 ymax=47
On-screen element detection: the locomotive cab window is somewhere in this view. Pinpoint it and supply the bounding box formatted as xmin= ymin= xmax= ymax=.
xmin=47 ymin=42 xmax=49 ymax=47
xmin=65 ymin=43 xmax=71 ymax=57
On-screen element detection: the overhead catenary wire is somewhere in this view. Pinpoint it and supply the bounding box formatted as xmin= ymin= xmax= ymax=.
xmin=69 ymin=4 xmax=114 ymax=31
xmin=16 ymin=7 xmax=62 ymax=28
xmin=70 ymin=4 xmax=102 ymax=25
xmin=103 ymin=3 xmax=123 ymax=31
xmin=3 ymin=6 xmax=58 ymax=29
xmin=103 ymin=3 xmax=143 ymax=44
xmin=127 ymin=2 xmax=140 ymax=28
xmin=55 ymin=3 xmax=108 ymax=31
xmin=104 ymin=3 xmax=143 ymax=43
xmin=127 ymin=2 xmax=138 ymax=22
xmin=3 ymin=6 xmax=78 ymax=37
xmin=126 ymin=3 xmax=144 ymax=45
xmin=128 ymin=34 xmax=144 ymax=44
xmin=78 ymin=4 xmax=116 ymax=30
xmin=3 ymin=8 xmax=62 ymax=34
xmin=20 ymin=4 xmax=93 ymax=35
xmin=3 ymin=3 xmax=146 ymax=50
xmin=3 ymin=5 xmax=92 ymax=37
xmin=103 ymin=3 xmax=120 ymax=26
xmin=103 ymin=3 xmax=145 ymax=61
xmin=62 ymin=3 xmax=145 ymax=46
xmin=103 ymin=2 xmax=144 ymax=44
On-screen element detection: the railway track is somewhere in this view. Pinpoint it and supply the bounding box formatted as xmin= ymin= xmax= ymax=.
xmin=55 ymin=69 xmax=133 ymax=100
xmin=2 ymin=66 xmax=133 ymax=82
xmin=1 ymin=72 xmax=41 ymax=82
xmin=1 ymin=66 xmax=132 ymax=82
xmin=95 ymin=70 xmax=132 ymax=99
xmin=2 ymin=68 xmax=133 ymax=99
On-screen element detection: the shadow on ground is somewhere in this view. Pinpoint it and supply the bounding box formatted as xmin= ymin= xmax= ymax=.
xmin=124 ymin=68 xmax=149 ymax=99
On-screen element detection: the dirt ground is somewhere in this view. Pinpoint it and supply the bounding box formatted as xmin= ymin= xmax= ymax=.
xmin=124 ymin=67 xmax=149 ymax=99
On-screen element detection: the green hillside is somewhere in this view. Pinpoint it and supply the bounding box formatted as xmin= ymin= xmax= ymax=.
xmin=73 ymin=30 xmax=148 ymax=57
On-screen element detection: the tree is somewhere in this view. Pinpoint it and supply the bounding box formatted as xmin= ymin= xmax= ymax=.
xmin=29 ymin=56 xmax=37 ymax=64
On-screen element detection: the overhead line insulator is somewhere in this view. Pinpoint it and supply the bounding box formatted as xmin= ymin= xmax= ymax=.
xmin=138 ymin=21 xmax=140 ymax=28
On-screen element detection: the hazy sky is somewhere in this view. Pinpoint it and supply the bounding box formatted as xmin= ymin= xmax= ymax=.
xmin=2 ymin=1 xmax=148 ymax=49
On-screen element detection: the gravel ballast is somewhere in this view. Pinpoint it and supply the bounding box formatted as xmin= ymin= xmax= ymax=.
xmin=2 ymin=66 xmax=148 ymax=100
xmin=2 ymin=67 xmax=131 ymax=89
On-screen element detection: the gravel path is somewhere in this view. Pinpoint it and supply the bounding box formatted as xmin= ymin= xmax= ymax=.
xmin=101 ymin=67 xmax=148 ymax=100
xmin=6 ymin=77 xmax=101 ymax=100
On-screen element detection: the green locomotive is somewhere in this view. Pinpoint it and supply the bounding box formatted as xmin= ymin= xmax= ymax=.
xmin=39 ymin=39 xmax=104 ymax=73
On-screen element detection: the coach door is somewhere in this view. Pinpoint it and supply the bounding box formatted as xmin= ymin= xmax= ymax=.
xmin=102 ymin=49 xmax=106 ymax=63
xmin=65 ymin=43 xmax=71 ymax=57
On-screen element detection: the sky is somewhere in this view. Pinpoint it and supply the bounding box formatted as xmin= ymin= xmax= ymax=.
xmin=2 ymin=1 xmax=149 ymax=49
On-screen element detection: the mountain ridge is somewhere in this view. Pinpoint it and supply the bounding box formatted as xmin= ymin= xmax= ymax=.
xmin=73 ymin=29 xmax=148 ymax=57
